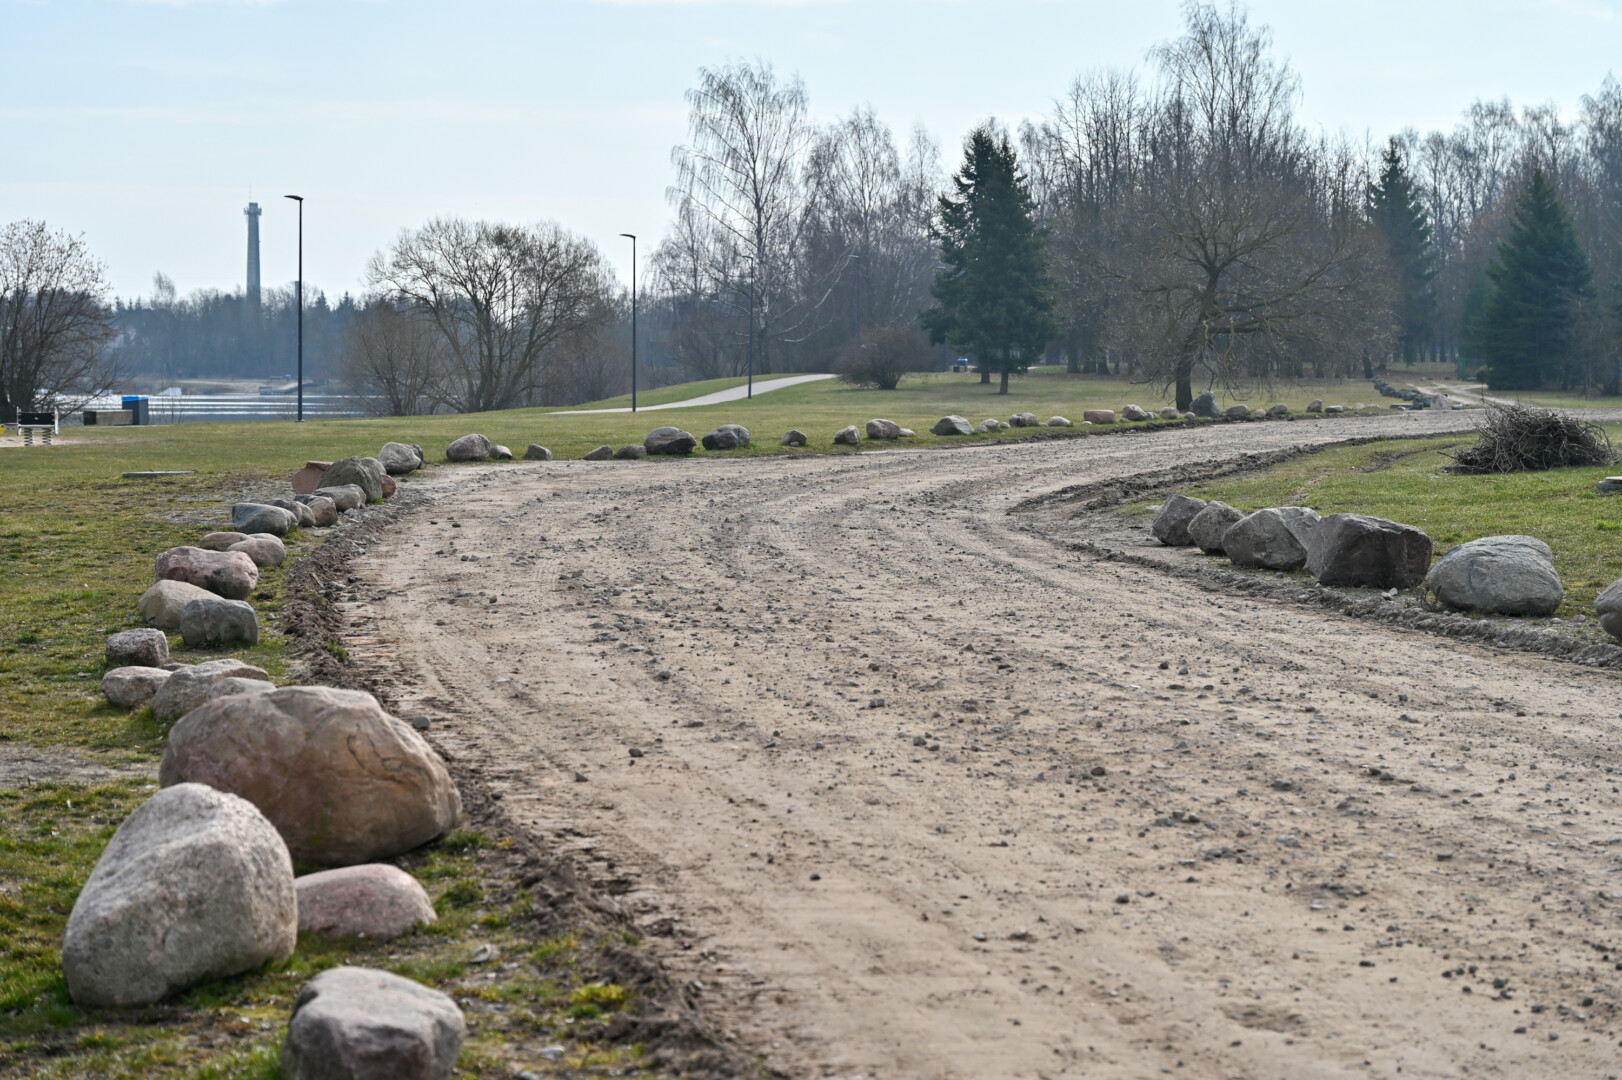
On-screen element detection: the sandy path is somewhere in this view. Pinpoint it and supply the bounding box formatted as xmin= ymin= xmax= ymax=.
xmin=344 ymin=413 xmax=1622 ymax=1079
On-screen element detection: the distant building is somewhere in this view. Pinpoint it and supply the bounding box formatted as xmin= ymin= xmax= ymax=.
xmin=244 ymin=201 xmax=262 ymax=310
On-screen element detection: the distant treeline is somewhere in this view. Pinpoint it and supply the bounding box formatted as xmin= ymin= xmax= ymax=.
xmin=5 ymin=2 xmax=1618 ymax=417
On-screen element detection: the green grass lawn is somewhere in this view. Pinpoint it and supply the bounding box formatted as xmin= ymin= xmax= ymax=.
xmin=1145 ymin=432 xmax=1622 ymax=617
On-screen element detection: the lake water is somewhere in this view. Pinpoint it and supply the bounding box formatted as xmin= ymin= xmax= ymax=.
xmin=79 ymin=393 xmax=364 ymax=424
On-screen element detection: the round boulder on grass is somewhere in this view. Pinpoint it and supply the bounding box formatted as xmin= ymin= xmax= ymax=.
xmin=866 ymin=418 xmax=902 ymax=440
xmin=833 ymin=425 xmax=861 ymax=446
xmin=1305 ymin=513 xmax=1433 ymax=590
xmin=583 ymin=445 xmax=614 ymax=461
xmin=1008 ymin=412 xmax=1039 ymax=428
xmin=1151 ymin=494 xmax=1207 ymax=547
xmin=1046 ymin=416 xmax=1072 ymax=428
xmin=491 ymin=445 xmax=514 ymax=461
xmin=781 ymin=429 xmax=808 ymax=447
xmin=180 ymin=597 xmax=260 ymax=649
xmin=295 ymin=865 xmax=436 ymax=941
xmin=523 ymin=444 xmax=553 ymax=461
xmin=977 ymin=418 xmax=1001 ymax=433
xmin=140 ymin=580 xmax=219 ymax=631
xmin=1192 ymin=391 xmax=1219 ymax=418
xmin=313 ymin=485 xmax=365 ymax=512
xmin=1187 ymin=501 xmax=1244 ymax=555
xmin=199 ymin=531 xmax=250 ymax=552
xmin=644 ymin=427 xmax=697 ymax=455
xmin=155 ymin=547 xmax=259 ymax=601
xmin=62 ymin=783 xmax=296 ymax=1008
xmin=1222 ymin=508 xmax=1313 ymax=570
xmin=1121 ymin=405 xmax=1150 ymax=421
xmin=1082 ymin=409 xmax=1115 ymax=425
xmin=445 ymin=434 xmax=491 ymax=462
xmin=932 ymin=415 xmax=973 ymax=436
xmin=319 ymin=458 xmax=386 ymax=503
xmin=1425 ymin=535 xmax=1563 ymax=616
xmin=702 ymin=424 xmax=751 ymax=450
xmin=379 ymin=442 xmax=424 ymax=475
xmin=1225 ymin=404 xmax=1252 ymax=420
xmin=228 ymin=536 xmax=286 ymax=568
xmin=281 ymin=967 xmax=464 ymax=1080
xmin=159 ymin=686 xmax=462 ymax=867
xmin=151 ymin=658 xmax=273 ymax=723
xmin=1595 ymin=578 xmax=1622 ymax=639
xmin=102 ymin=666 xmax=172 ymax=709
xmin=614 ymin=444 xmax=647 ymax=460
xmin=107 ymin=627 xmax=169 ymax=669
xmin=231 ymin=503 xmax=297 ymax=537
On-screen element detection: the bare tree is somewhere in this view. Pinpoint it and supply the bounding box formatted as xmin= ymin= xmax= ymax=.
xmin=666 ymin=60 xmax=822 ymax=375
xmin=368 ymin=218 xmax=613 ymax=413
xmin=0 ymin=220 xmax=116 ymax=415
xmin=339 ymin=300 xmax=446 ymax=416
xmin=1040 ymin=3 xmax=1393 ymax=408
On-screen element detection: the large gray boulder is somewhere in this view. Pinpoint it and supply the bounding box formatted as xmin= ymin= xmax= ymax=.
xmin=614 ymin=444 xmax=647 ymax=460
xmin=199 ymin=531 xmax=250 ymax=552
xmin=320 ymin=458 xmax=386 ymax=504
xmin=583 ymin=445 xmax=614 ymax=461
xmin=781 ymin=429 xmax=808 ymax=447
xmin=62 ymin=783 xmax=296 ymax=1008
xmin=1306 ymin=513 xmax=1433 ymax=589
xmin=866 ymin=418 xmax=902 ymax=440
xmin=523 ymin=444 xmax=553 ymax=461
xmin=154 ymin=547 xmax=259 ymax=601
xmin=228 ymin=535 xmax=286 ymax=568
xmin=644 ymin=427 xmax=697 ymax=455
xmin=833 ymin=425 xmax=860 ymax=445
xmin=379 ymin=442 xmax=424 ymax=475
xmin=490 ymin=444 xmax=513 ymax=461
xmin=932 ymin=415 xmax=973 ymax=436
xmin=1595 ymin=578 xmax=1622 ymax=639
xmin=151 ymin=658 xmax=273 ymax=723
xmin=298 ymin=495 xmax=339 ymax=526
xmin=445 ymin=434 xmax=491 ymax=462
xmin=159 ymin=686 xmax=461 ymax=867
xmin=1223 ymin=508 xmax=1312 ymax=570
xmin=1008 ymin=412 xmax=1039 ymax=428
xmin=701 ymin=424 xmax=751 ymax=450
xmin=1191 ymin=391 xmax=1219 ymax=418
xmin=1187 ymin=501 xmax=1244 ymax=555
xmin=282 ymin=967 xmax=464 ymax=1080
xmin=313 ymin=485 xmax=365 ymax=512
xmin=1225 ymin=404 xmax=1252 ymax=420
xmin=262 ymin=497 xmax=316 ymax=529
xmin=102 ymin=666 xmax=172 ymax=709
xmin=1120 ymin=405 xmax=1150 ymax=421
xmin=1425 ymin=535 xmax=1563 ymax=616
xmin=140 ymin=580 xmax=218 ymax=631
xmin=231 ymin=503 xmax=297 ymax=537
xmin=180 ymin=597 xmax=260 ymax=649
xmin=1151 ymin=494 xmax=1207 ymax=547
xmin=106 ymin=627 xmax=169 ymax=669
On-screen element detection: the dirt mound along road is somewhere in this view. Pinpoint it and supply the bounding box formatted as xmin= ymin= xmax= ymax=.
xmin=339 ymin=412 xmax=1622 ymax=1079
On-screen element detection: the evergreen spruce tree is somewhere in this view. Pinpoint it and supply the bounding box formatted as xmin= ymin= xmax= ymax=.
xmin=1367 ymin=139 xmax=1438 ymax=366
xmin=922 ymin=127 xmax=1054 ymax=394
xmin=1473 ymin=169 xmax=1594 ymax=390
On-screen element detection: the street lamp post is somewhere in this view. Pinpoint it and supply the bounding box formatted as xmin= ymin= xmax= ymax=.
xmin=742 ymin=254 xmax=755 ymax=399
xmin=283 ymin=194 xmax=304 ymax=422
xmin=619 ymin=233 xmax=637 ymax=412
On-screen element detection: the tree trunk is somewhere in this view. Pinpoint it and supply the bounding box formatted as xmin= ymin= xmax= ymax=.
xmin=1174 ymin=357 xmax=1194 ymax=412
xmin=999 ymin=368 xmax=1010 ymax=394
xmin=980 ymin=366 xmax=990 ymax=384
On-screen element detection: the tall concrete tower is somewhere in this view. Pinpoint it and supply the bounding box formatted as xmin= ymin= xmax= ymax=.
xmin=244 ymin=201 xmax=262 ymax=309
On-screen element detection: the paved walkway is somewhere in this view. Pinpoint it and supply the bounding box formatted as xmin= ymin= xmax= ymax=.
xmin=554 ymin=373 xmax=834 ymax=414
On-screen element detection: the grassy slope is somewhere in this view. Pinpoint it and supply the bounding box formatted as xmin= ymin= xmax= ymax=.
xmin=1149 ymin=432 xmax=1622 ymax=617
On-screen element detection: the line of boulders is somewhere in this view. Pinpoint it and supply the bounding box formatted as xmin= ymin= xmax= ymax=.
xmin=82 ymin=442 xmax=466 ymax=1077
xmin=1153 ymin=494 xmax=1583 ymax=622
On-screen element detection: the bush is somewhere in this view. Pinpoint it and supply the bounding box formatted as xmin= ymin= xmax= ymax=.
xmin=834 ymin=326 xmax=930 ymax=390
xmin=1446 ymin=400 xmax=1617 ymax=474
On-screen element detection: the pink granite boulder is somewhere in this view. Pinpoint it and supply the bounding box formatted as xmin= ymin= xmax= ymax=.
xmin=295 ymin=865 xmax=436 ymax=940
xmin=154 ymin=547 xmax=259 ymax=601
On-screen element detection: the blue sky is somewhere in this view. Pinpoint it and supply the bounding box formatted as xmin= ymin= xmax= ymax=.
xmin=2 ymin=0 xmax=1618 ymax=300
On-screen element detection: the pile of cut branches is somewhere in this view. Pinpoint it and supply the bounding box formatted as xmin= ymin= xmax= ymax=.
xmin=1446 ymin=400 xmax=1617 ymax=474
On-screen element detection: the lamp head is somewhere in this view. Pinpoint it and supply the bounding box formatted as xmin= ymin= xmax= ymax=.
xmin=284 ymin=194 xmax=303 ymax=203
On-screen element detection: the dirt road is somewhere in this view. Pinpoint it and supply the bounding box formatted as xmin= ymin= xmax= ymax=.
xmin=344 ymin=412 xmax=1622 ymax=1079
